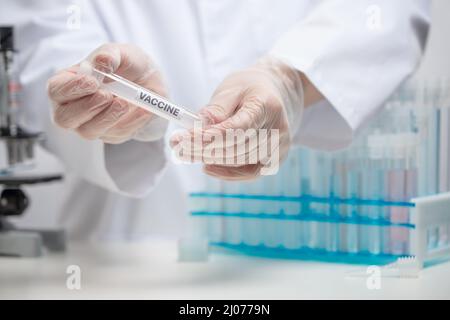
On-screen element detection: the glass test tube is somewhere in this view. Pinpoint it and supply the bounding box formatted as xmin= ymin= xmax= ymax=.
xmin=241 ymin=179 xmax=263 ymax=246
xmin=79 ymin=62 xmax=201 ymax=128
xmin=281 ymin=150 xmax=302 ymax=250
xmin=223 ymin=181 xmax=242 ymax=245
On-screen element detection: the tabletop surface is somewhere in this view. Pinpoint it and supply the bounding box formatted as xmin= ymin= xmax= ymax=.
xmin=1 ymin=239 xmax=449 ymax=299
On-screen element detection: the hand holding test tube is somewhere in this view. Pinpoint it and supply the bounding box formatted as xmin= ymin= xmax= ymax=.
xmin=170 ymin=57 xmax=310 ymax=180
xmin=47 ymin=43 xmax=187 ymax=144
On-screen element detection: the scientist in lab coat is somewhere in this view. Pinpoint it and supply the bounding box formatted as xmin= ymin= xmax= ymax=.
xmin=0 ymin=0 xmax=429 ymax=241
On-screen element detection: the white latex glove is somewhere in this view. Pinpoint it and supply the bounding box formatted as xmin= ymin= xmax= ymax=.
xmin=170 ymin=56 xmax=304 ymax=180
xmin=47 ymin=43 xmax=168 ymax=144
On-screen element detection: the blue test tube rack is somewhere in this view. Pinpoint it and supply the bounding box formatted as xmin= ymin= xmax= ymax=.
xmin=183 ymin=78 xmax=450 ymax=268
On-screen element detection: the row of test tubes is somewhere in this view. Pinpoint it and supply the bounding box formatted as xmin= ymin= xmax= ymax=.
xmin=189 ymin=79 xmax=450 ymax=262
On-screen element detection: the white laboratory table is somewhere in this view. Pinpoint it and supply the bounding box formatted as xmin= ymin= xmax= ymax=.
xmin=0 ymin=239 xmax=449 ymax=299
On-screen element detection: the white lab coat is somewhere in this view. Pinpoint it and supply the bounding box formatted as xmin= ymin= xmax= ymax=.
xmin=0 ymin=0 xmax=429 ymax=241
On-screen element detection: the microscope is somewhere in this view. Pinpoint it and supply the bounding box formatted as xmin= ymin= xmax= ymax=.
xmin=0 ymin=26 xmax=65 ymax=257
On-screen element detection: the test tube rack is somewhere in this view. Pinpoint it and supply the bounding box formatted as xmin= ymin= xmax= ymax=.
xmin=184 ymin=79 xmax=450 ymax=268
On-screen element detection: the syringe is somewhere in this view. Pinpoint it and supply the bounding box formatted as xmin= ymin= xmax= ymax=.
xmin=79 ymin=61 xmax=201 ymax=128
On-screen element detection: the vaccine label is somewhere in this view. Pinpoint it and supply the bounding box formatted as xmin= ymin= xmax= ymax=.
xmin=136 ymin=91 xmax=181 ymax=119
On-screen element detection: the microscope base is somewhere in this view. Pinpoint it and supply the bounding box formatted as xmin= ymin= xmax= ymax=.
xmin=0 ymin=231 xmax=43 ymax=257
xmin=0 ymin=222 xmax=66 ymax=257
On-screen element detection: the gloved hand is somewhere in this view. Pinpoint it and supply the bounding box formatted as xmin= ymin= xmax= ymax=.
xmin=47 ymin=43 xmax=168 ymax=144
xmin=170 ymin=56 xmax=304 ymax=180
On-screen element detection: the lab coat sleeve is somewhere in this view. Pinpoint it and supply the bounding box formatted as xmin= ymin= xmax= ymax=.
xmin=270 ymin=0 xmax=430 ymax=151
xmin=1 ymin=0 xmax=167 ymax=197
